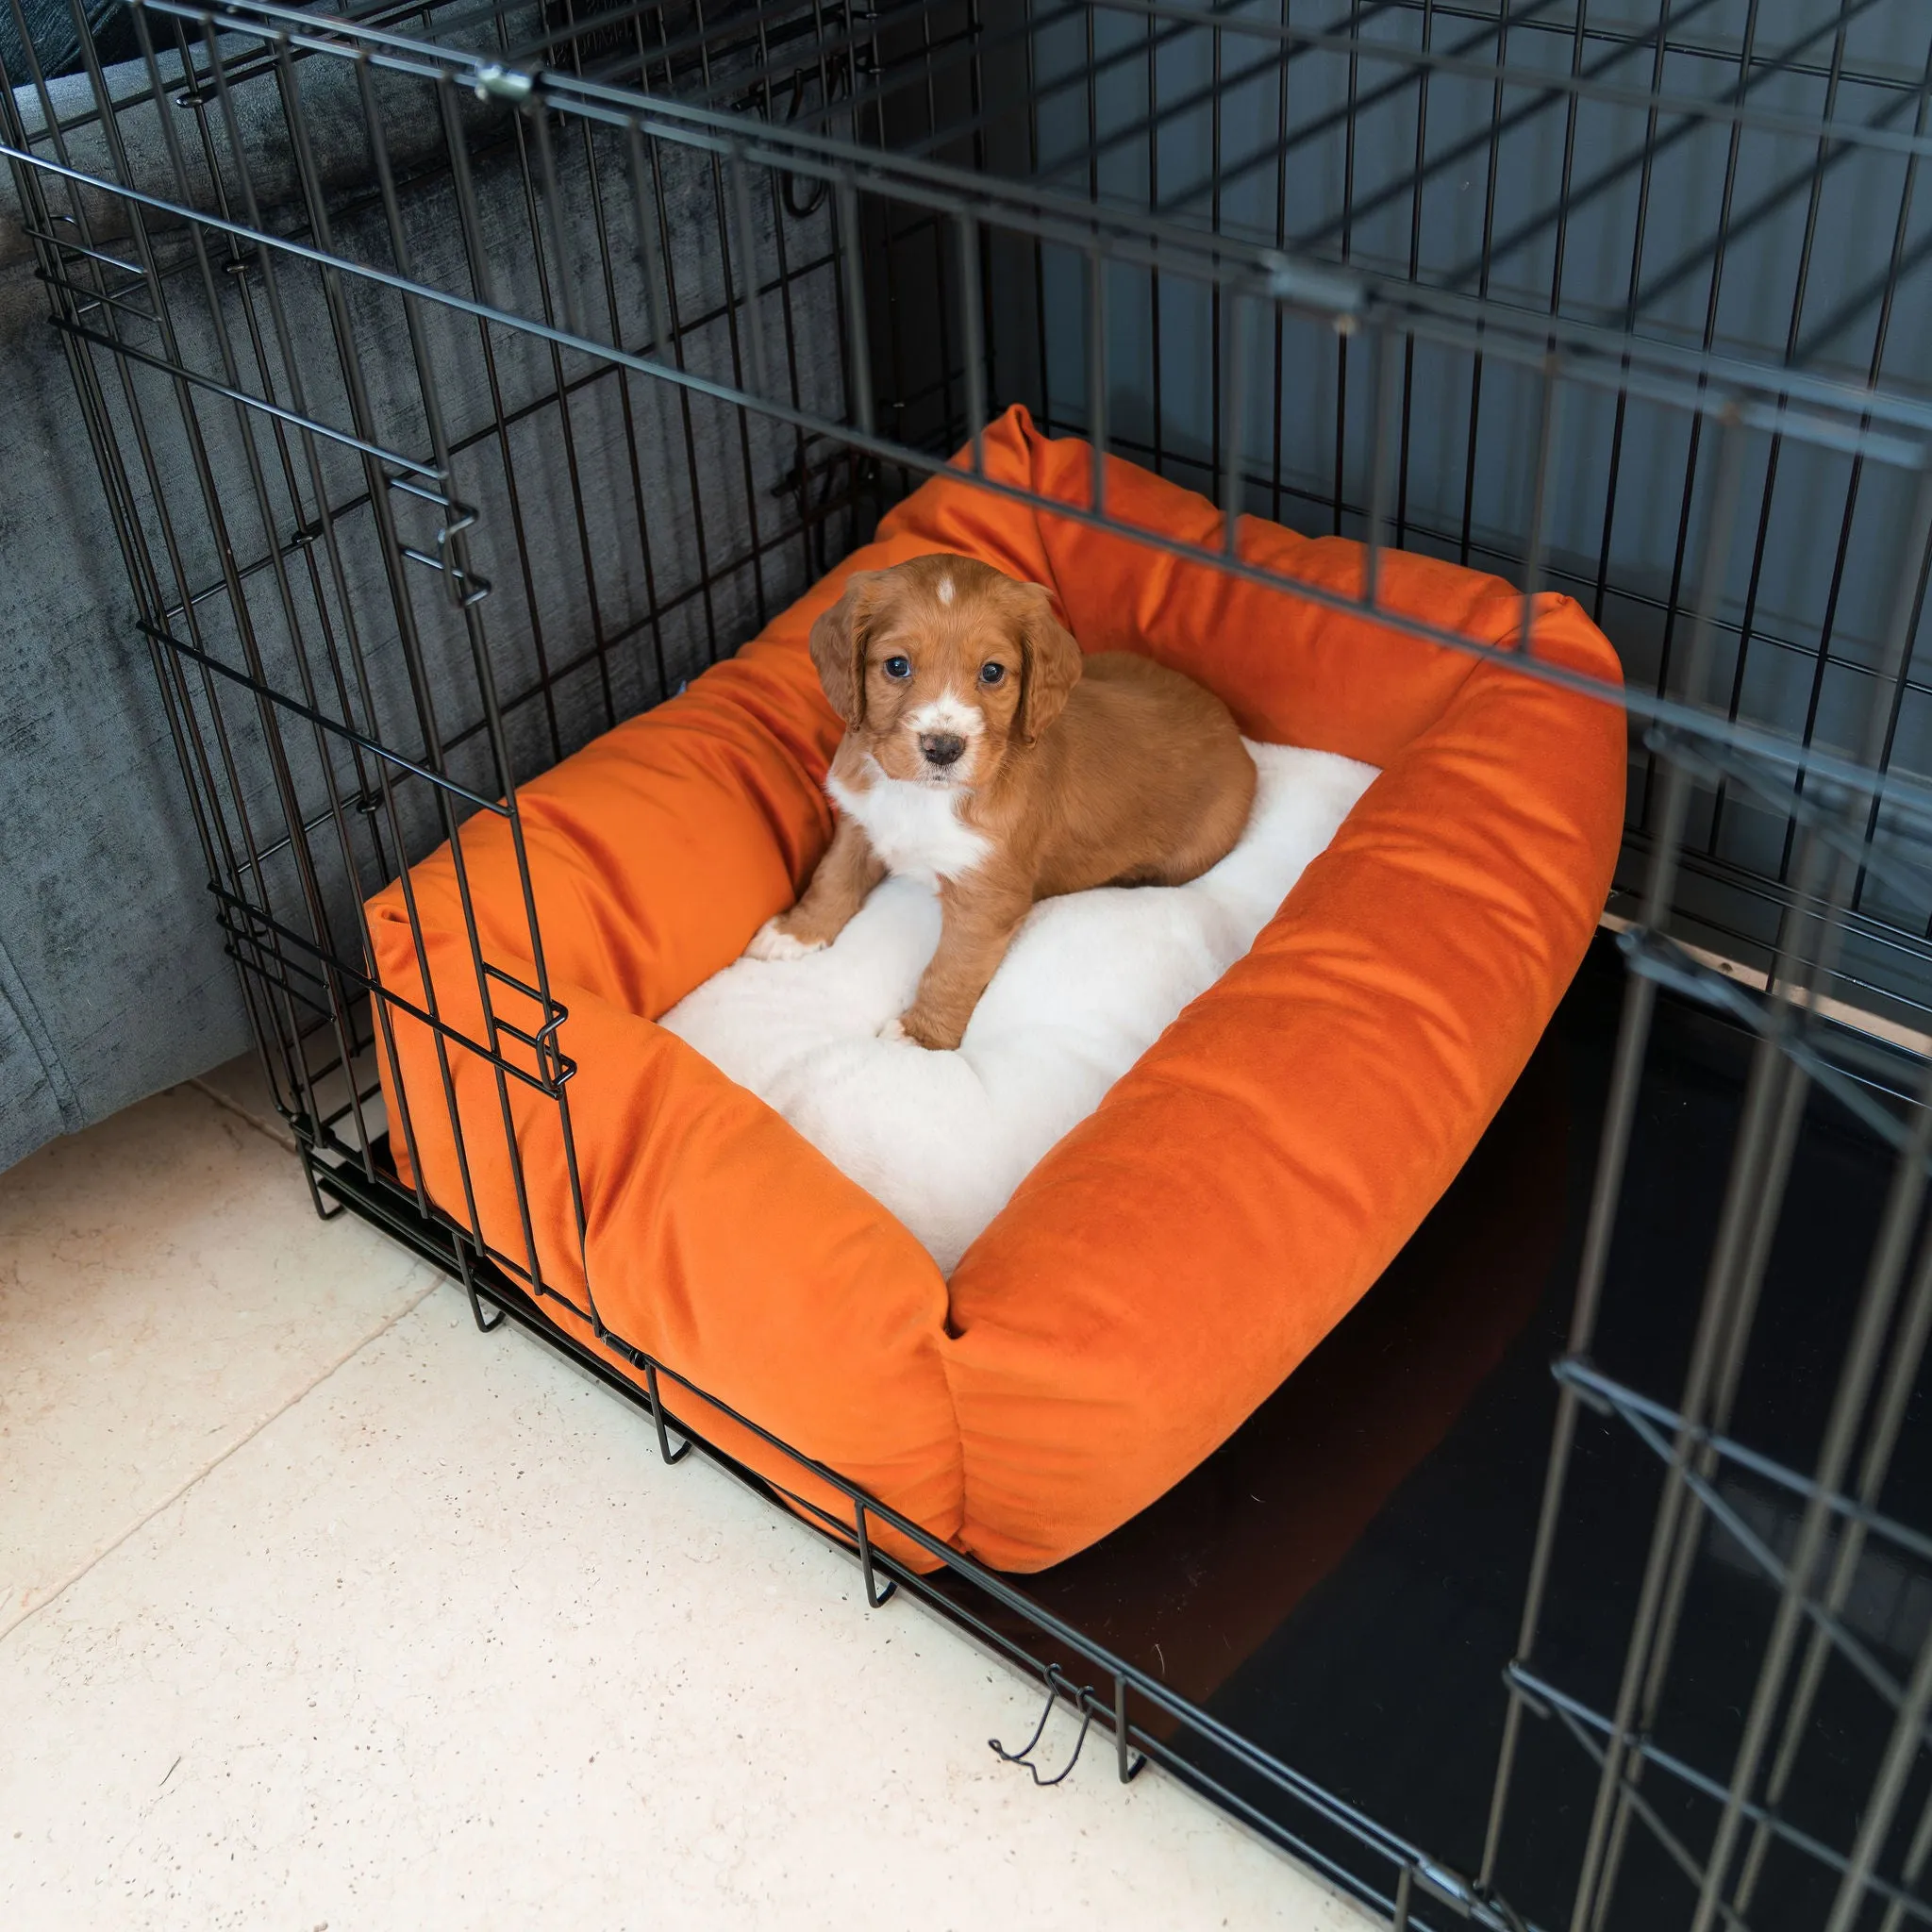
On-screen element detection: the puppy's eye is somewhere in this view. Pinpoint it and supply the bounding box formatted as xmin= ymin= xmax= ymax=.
xmin=882 ymin=656 xmax=912 ymax=681
xmin=978 ymin=661 xmax=1007 ymax=687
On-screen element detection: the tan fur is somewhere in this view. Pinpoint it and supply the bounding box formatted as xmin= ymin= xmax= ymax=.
xmin=748 ymin=553 xmax=1257 ymax=1049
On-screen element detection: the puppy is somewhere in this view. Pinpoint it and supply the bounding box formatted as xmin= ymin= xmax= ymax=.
xmin=745 ymin=553 xmax=1257 ymax=1049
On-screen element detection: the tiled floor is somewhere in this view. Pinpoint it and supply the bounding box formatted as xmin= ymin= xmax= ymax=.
xmin=1 ymin=1063 xmax=1370 ymax=1930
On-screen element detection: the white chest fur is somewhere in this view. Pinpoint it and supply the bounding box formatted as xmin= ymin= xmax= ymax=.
xmin=827 ymin=760 xmax=992 ymax=887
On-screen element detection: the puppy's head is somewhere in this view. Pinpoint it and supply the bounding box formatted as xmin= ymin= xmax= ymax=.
xmin=808 ymin=554 xmax=1081 ymax=788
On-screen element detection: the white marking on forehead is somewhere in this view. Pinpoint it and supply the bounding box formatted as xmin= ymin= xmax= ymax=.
xmin=935 ymin=575 xmax=954 ymax=606
xmin=906 ymin=690 xmax=985 ymax=738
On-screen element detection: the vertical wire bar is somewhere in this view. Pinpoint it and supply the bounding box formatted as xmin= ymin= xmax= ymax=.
xmin=1362 ymin=318 xmax=1399 ymax=611
xmin=705 ymin=133 xmax=773 ymax=633
xmin=1878 ymin=1767 xmax=1932 ymax=1932
xmin=1329 ymin=0 xmax=1360 ymax=537
xmin=625 ymin=121 xmax=668 ymax=356
xmin=1456 ymin=0 xmax=1515 ymax=567
xmin=1112 ymin=1674 xmax=1144 ymax=1781
xmin=454 ymin=1238 xmax=504 ymax=1335
xmin=448 ymin=75 xmax=501 ymax=317
xmin=1267 ymin=0 xmax=1291 ymax=516
xmin=0 ymin=14 xmax=256 ymax=1169
xmin=75 ymin=37 xmax=314 ymax=1190
xmin=727 ymin=138 xmax=774 ymax=403
xmin=1679 ymin=469 xmax=1932 ymax=1932
xmin=496 ymin=59 xmax=618 ymax=726
xmin=1574 ymin=840 xmax=1826 ymax=1932
xmin=1707 ymin=5 xmax=1854 ymax=863
xmin=1732 ymin=475 xmax=1932 ymax=1924
xmin=745 ymin=54 xmax=814 ymax=597
xmin=164 ymin=11 xmax=379 ymax=1181
xmin=1760 ymin=1224 xmax=1932 ymax=1894
xmin=1546 ymin=0 xmax=1591 ymax=322
xmin=1220 ymin=288 xmax=1248 ymax=556
xmin=1396 ymin=0 xmax=1436 ymax=549
xmin=3 ymin=0 xmax=97 ymax=249
xmin=1023 ymin=0 xmax=1051 ymax=434
xmin=613 ymin=115 xmax=676 ymax=694
xmin=1587 ymin=991 xmax=1821 ymax=1932
xmin=1083 ymin=0 xmax=1098 ymax=201
xmin=835 ymin=177 xmax=876 ymax=439
xmin=112 ymin=3 xmax=345 ymax=1171
xmin=643 ymin=1359 xmax=690 ymax=1464
xmin=527 ymin=85 xmax=587 ymax=342
xmin=446 ymin=85 xmax=570 ymax=765
xmin=1392 ymin=1863 xmax=1415 ymax=1932
xmin=50 ymin=3 xmax=259 ymax=884
xmin=1852 ymin=43 xmax=1932 ymax=916
xmin=1087 ymin=242 xmax=1108 ymax=517
xmin=854 ymin=1502 xmax=895 ymax=1609
xmin=1482 ymin=409 xmax=1747 ymax=1902
xmin=1637 ymin=0 xmax=1762 ymax=833
xmin=211 ymin=34 xmax=389 ymax=939
xmin=233 ymin=41 xmax=463 ymax=1224
xmin=1150 ymin=0 xmax=1167 ymax=479
xmin=568 ymin=61 xmax=672 ymax=721
xmin=1584 ymin=438 xmax=1924 ymax=1913
xmin=641 ymin=127 xmax=723 ymax=659
xmin=1518 ymin=354 xmax=1560 ymax=654
xmin=1823 ymin=1307 xmax=1932 ymax=1930
xmin=182 ymin=53 xmax=378 ymax=1097
xmin=956 ymin=208 xmax=986 ymax=475
xmin=1209 ymin=7 xmax=1224 ymax=498
xmin=1589 ymin=0 xmax=1674 ymax=637
xmin=289 ymin=42 xmax=546 ymax=1303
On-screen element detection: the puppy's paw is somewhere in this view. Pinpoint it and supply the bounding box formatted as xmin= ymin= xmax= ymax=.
xmin=890 ymin=1007 xmax=963 ymax=1052
xmin=744 ymin=918 xmax=825 ymax=962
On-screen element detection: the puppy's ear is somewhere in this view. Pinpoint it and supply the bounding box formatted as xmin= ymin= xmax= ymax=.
xmin=808 ymin=571 xmax=880 ymax=728
xmin=1015 ymin=583 xmax=1082 ymax=744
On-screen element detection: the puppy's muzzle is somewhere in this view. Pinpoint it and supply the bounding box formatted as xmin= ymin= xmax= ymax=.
xmin=919 ymin=731 xmax=967 ymax=770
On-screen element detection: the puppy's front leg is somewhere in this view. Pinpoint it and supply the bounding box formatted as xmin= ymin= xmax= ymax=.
xmin=891 ymin=877 xmax=1029 ymax=1050
xmin=744 ymin=815 xmax=884 ymax=960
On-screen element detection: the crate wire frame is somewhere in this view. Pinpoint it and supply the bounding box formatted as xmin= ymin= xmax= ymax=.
xmin=7 ymin=0 xmax=1932 ymax=1925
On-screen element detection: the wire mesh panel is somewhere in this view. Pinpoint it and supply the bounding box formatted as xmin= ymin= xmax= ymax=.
xmin=7 ymin=2 xmax=1932 ymax=1927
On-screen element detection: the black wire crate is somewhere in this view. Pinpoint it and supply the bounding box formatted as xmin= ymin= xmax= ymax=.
xmin=8 ymin=2 xmax=1932 ymax=1927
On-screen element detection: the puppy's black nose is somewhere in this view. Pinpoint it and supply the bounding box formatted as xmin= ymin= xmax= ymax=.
xmin=920 ymin=732 xmax=967 ymax=768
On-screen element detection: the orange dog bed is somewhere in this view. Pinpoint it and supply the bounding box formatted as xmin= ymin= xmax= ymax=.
xmin=367 ymin=405 xmax=1624 ymax=1574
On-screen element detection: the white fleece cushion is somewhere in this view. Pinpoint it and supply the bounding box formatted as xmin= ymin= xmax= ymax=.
xmin=661 ymin=741 xmax=1378 ymax=1274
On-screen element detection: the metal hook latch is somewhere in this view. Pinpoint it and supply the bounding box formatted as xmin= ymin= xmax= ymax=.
xmin=990 ymin=1665 xmax=1094 ymax=1788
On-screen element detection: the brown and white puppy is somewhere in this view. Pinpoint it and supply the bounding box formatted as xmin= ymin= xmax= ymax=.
xmin=745 ymin=553 xmax=1257 ymax=1050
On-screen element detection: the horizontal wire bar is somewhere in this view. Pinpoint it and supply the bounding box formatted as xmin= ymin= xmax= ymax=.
xmin=1557 ymin=1357 xmax=1932 ymax=1574
xmin=87 ymin=1 xmax=1932 ymax=441
xmin=1615 ymin=835 xmax=1932 ymax=1022
xmin=1623 ymin=927 xmax=1932 ymax=1144
xmin=1512 ymin=1661 xmax=1932 ymax=1928
xmin=141 ymin=620 xmax=510 ymax=816
xmin=1650 ymin=726 xmax=1932 ymax=902
xmin=157 ymin=0 xmax=1932 ymax=163
xmin=23 ymin=153 xmax=1932 ymax=820
xmin=1541 ymin=1692 xmax=1758 ymax=1932
xmin=54 ymin=312 xmax=445 ymax=477
xmin=1075 ymin=0 xmax=1932 ymax=163
xmin=38 ymin=268 xmax=163 ymax=327
xmin=213 ymin=883 xmax=575 ymax=1094
xmin=1577 ymin=1366 xmax=1932 ymax=1724
xmin=22 ymin=225 xmax=146 ymax=275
